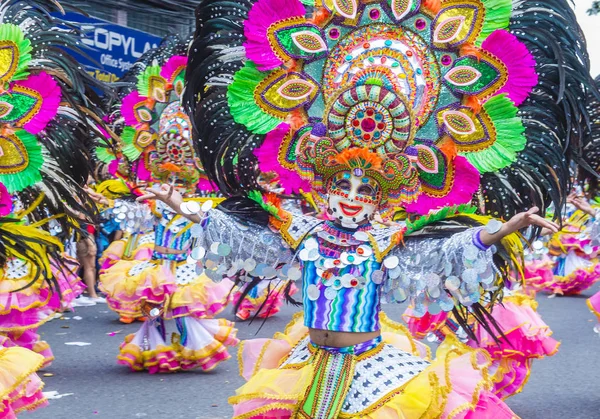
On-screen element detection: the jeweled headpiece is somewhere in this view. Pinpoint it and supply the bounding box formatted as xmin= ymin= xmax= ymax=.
xmin=186 ymin=0 xmax=598 ymax=219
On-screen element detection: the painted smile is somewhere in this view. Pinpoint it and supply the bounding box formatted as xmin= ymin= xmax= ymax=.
xmin=339 ymin=202 xmax=363 ymax=217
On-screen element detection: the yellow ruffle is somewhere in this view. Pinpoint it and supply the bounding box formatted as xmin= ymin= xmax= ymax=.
xmin=232 ymin=314 xmax=500 ymax=419
xmin=0 ymin=347 xmax=45 ymax=402
xmin=167 ymin=274 xmax=230 ymax=317
xmin=99 ymin=260 xmax=171 ymax=299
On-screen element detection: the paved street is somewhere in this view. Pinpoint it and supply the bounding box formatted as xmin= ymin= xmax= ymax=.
xmin=25 ymin=287 xmax=600 ymax=419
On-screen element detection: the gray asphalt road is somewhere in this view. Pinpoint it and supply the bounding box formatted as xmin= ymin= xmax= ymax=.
xmin=25 ymin=287 xmax=600 ymax=419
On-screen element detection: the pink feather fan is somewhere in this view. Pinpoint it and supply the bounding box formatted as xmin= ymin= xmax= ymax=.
xmin=482 ymin=30 xmax=538 ymax=106
xmin=244 ymin=0 xmax=306 ymax=71
xmin=254 ymin=123 xmax=311 ymax=194
xmin=15 ymin=72 xmax=61 ymax=134
xmin=404 ymin=156 xmax=481 ymax=215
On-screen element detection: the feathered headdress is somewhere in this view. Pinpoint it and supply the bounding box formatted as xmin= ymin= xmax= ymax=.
xmin=102 ymin=36 xmax=216 ymax=193
xmin=0 ymin=0 xmax=116 ymax=233
xmin=185 ymin=0 xmax=598 ymax=220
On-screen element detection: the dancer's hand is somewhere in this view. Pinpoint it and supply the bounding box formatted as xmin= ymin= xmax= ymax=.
xmin=480 ymin=207 xmax=559 ymax=246
xmin=568 ymin=196 xmax=596 ymax=217
xmin=137 ymin=184 xmax=183 ymax=209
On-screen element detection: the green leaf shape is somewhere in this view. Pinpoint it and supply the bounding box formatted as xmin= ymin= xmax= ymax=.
xmin=0 ymin=24 xmax=32 ymax=83
xmin=136 ymin=65 xmax=162 ymax=98
xmin=446 ymin=56 xmax=501 ymax=96
xmin=0 ymin=91 xmax=37 ymax=123
xmin=476 ymin=0 xmax=512 ymax=46
xmin=0 ymin=129 xmax=43 ymax=193
xmin=405 ymin=204 xmax=478 ymax=235
xmin=95 ymin=146 xmax=116 ymax=164
xmin=121 ymin=126 xmax=143 ymax=161
xmin=227 ymin=61 xmax=282 ymax=134
xmin=463 ymin=94 xmax=525 ymax=173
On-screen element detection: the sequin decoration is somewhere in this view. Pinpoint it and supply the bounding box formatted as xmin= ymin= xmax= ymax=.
xmin=327 ymin=84 xmax=414 ymax=153
xmin=432 ymin=2 xmax=484 ymax=50
xmin=437 ymin=105 xmax=496 ymax=152
xmin=444 ymin=53 xmax=507 ymax=99
xmin=148 ymin=75 xmax=167 ymax=102
xmin=0 ymin=41 xmax=18 ymax=83
xmin=321 ymin=24 xmax=441 ymax=128
xmin=0 ymin=85 xmax=41 ymax=126
xmin=390 ymin=0 xmax=421 ymax=22
xmin=332 ymin=0 xmax=359 ymax=19
xmin=291 ymin=30 xmax=328 ymax=54
xmin=256 ymin=70 xmax=319 ymax=118
xmin=0 ymin=132 xmax=29 ymax=174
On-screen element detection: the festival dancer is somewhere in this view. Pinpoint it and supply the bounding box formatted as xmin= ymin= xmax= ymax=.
xmin=97 ymin=41 xmax=238 ymax=373
xmin=173 ymin=0 xmax=598 ymax=416
xmin=0 ymin=0 xmax=114 ymax=415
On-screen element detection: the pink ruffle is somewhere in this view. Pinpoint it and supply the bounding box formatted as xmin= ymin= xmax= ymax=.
xmin=587 ymin=289 xmax=600 ymax=322
xmin=16 ymin=72 xmax=61 ymax=134
xmin=523 ymin=257 xmax=554 ymax=296
xmin=471 ymin=297 xmax=559 ymax=399
xmin=243 ymin=0 xmax=306 ymax=70
xmin=404 ymin=156 xmax=480 ymax=215
xmin=481 ymin=29 xmax=538 ymax=106
xmin=49 ymin=257 xmax=85 ymax=310
xmin=160 ymin=56 xmax=188 ymax=82
xmin=547 ymin=265 xmax=600 ymax=295
xmin=253 ymin=123 xmax=311 ymax=194
xmin=6 ymin=330 xmax=54 ymax=369
xmin=402 ymin=306 xmax=449 ymax=339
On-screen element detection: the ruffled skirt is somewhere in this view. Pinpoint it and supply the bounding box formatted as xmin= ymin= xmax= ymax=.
xmin=547 ymin=252 xmax=600 ymax=295
xmin=117 ymin=317 xmax=239 ymax=373
xmin=100 ymin=258 xmax=232 ymax=319
xmin=99 ymin=232 xmax=154 ymax=272
xmin=0 ymin=343 xmax=47 ymax=418
xmin=472 ymin=294 xmax=559 ymax=399
xmin=231 ymin=313 xmax=517 ymax=419
xmin=587 ymin=289 xmax=600 ymax=327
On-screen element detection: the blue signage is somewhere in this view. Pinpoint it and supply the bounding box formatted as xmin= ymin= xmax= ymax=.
xmin=57 ymin=12 xmax=162 ymax=82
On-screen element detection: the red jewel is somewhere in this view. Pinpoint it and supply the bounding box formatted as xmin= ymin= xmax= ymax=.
xmin=341 ymin=239 xmax=347 ymax=243
xmin=364 ymin=134 xmax=371 ymax=140
xmin=377 ymin=123 xmax=385 ymax=130
xmin=381 ymin=57 xmax=387 ymax=64
xmin=357 ymin=248 xmax=364 ymax=255
xmin=350 ymin=279 xmax=358 ymax=287
xmin=407 ymin=51 xmax=413 ymax=57
xmin=363 ymin=43 xmax=370 ymax=49
xmin=367 ymin=109 xmax=374 ymax=117
xmin=334 ymin=260 xmax=341 ymax=266
xmin=353 ymin=120 xmax=360 ymax=127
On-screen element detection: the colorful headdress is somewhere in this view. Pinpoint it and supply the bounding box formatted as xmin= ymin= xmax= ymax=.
xmin=102 ymin=36 xmax=215 ymax=193
xmin=0 ymin=0 xmax=113 ymax=231
xmin=186 ymin=0 xmax=597 ymax=219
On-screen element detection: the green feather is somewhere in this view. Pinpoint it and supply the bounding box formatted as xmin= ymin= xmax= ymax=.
xmin=137 ymin=65 xmax=162 ymax=98
xmin=95 ymin=146 xmax=116 ymax=164
xmin=476 ymin=0 xmax=512 ymax=46
xmin=0 ymin=129 xmax=43 ymax=193
xmin=121 ymin=126 xmax=143 ymax=161
xmin=405 ymin=205 xmax=478 ymax=235
xmin=0 ymin=24 xmax=33 ymax=83
xmin=227 ymin=61 xmax=283 ymax=135
xmin=463 ymin=94 xmax=526 ymax=173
